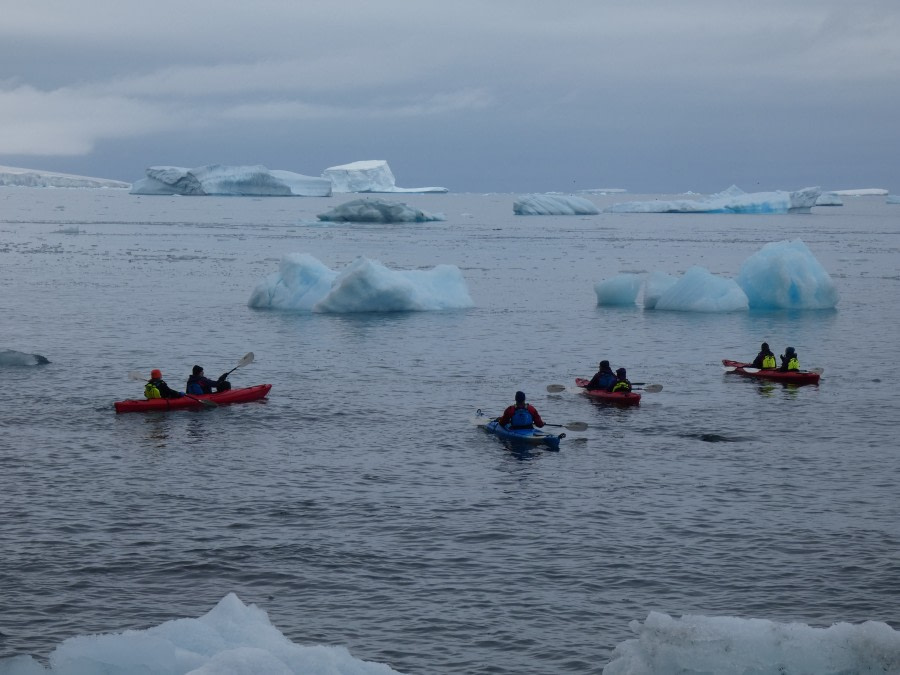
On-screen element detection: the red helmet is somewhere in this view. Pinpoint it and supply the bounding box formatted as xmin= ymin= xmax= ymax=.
xmin=150 ymin=369 xmax=162 ymax=379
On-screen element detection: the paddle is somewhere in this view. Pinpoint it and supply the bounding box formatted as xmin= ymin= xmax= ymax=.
xmin=128 ymin=370 xmax=218 ymax=408
xmin=547 ymin=383 xmax=663 ymax=393
xmin=723 ymin=365 xmax=823 ymax=375
xmin=221 ymin=352 xmax=255 ymax=380
xmin=474 ymin=409 xmax=587 ymax=432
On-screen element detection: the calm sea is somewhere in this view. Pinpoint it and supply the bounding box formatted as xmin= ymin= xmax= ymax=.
xmin=1 ymin=188 xmax=898 ymax=673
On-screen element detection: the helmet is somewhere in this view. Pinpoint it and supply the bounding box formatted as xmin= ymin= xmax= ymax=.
xmin=192 ymin=365 xmax=203 ymax=376
xmin=616 ymin=368 xmax=626 ymax=377
xmin=515 ymin=391 xmax=526 ymax=403
xmin=150 ymin=369 xmax=162 ymax=379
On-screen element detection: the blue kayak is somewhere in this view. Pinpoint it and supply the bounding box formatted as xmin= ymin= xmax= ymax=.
xmin=480 ymin=419 xmax=564 ymax=451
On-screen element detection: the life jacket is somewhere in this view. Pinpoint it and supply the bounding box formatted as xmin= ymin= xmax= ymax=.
xmin=762 ymin=354 xmax=777 ymax=369
xmin=144 ymin=381 xmax=161 ymax=399
xmin=786 ymin=356 xmax=799 ymax=371
xmin=509 ymin=406 xmax=534 ymax=429
xmin=612 ymin=380 xmax=631 ymax=393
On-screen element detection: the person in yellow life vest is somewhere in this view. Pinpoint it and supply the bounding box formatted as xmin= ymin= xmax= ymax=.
xmin=144 ymin=369 xmax=184 ymax=399
xmin=611 ymin=368 xmax=632 ymax=393
xmin=779 ymin=347 xmax=800 ymax=372
xmin=751 ymin=342 xmax=777 ymax=369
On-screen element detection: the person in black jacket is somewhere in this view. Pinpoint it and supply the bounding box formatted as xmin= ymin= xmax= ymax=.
xmin=186 ymin=365 xmax=219 ymax=395
xmin=145 ymin=369 xmax=184 ymax=399
xmin=585 ymin=360 xmax=616 ymax=391
xmin=751 ymin=342 xmax=777 ymax=369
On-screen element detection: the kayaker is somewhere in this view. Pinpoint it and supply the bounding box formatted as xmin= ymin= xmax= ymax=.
xmin=611 ymin=368 xmax=632 ymax=393
xmin=497 ymin=391 xmax=545 ymax=430
xmin=751 ymin=342 xmax=777 ymax=369
xmin=186 ymin=365 xmax=219 ymax=395
xmin=145 ymin=369 xmax=184 ymax=399
xmin=584 ymin=360 xmax=616 ymax=391
xmin=779 ymin=347 xmax=800 ymax=372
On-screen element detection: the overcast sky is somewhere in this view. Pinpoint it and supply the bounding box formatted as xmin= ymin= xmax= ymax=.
xmin=1 ymin=1 xmax=898 ymax=193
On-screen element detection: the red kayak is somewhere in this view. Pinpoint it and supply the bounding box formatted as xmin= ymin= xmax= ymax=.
xmin=115 ymin=384 xmax=272 ymax=413
xmin=722 ymin=360 xmax=821 ymax=385
xmin=575 ymin=378 xmax=641 ymax=405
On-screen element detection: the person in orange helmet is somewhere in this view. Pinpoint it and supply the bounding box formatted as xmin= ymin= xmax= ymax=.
xmin=144 ymin=368 xmax=184 ymax=399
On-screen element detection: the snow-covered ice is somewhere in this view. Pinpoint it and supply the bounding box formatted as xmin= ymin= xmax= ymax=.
xmin=322 ymin=160 xmax=447 ymax=193
xmin=317 ymin=197 xmax=444 ymax=223
xmin=736 ymin=239 xmax=839 ymax=309
xmin=605 ymin=185 xmax=821 ymax=214
xmin=0 ymin=165 xmax=130 ymax=189
xmin=248 ymin=254 xmax=473 ymax=312
xmin=513 ymin=193 xmax=599 ymax=215
xmin=130 ymin=165 xmax=332 ymax=196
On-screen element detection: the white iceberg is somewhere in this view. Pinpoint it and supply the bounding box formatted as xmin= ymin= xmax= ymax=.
xmin=130 ymin=165 xmax=332 ymax=196
xmin=322 ymin=160 xmax=447 ymax=193
xmin=642 ymin=271 xmax=678 ymax=309
xmin=603 ymin=611 xmax=900 ymax=675
xmin=0 ymin=165 xmax=129 ymax=189
xmin=577 ymin=187 xmax=627 ymax=194
xmin=0 ymin=593 xmax=404 ymax=675
xmin=736 ymin=239 xmax=839 ymax=309
xmin=831 ymin=188 xmax=888 ymax=196
xmin=317 ymin=197 xmax=445 ymax=223
xmin=594 ymin=274 xmax=642 ymax=306
xmin=605 ymin=185 xmax=821 ymax=214
xmin=0 ymin=349 xmax=50 ymax=366
xmin=248 ymin=254 xmax=473 ymax=313
xmin=654 ymin=267 xmax=749 ymax=312
xmin=513 ymin=194 xmax=599 ymax=215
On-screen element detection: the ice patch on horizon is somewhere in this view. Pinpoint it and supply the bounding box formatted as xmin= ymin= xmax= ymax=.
xmin=736 ymin=239 xmax=839 ymax=309
xmin=322 ymin=160 xmax=447 ymax=193
xmin=605 ymin=185 xmax=821 ymax=214
xmin=831 ymin=188 xmax=888 ymax=196
xmin=317 ymin=197 xmax=444 ymax=223
xmin=0 ymin=165 xmax=130 ymax=189
xmin=0 ymin=349 xmax=50 ymax=366
xmin=130 ymin=165 xmax=332 ymax=196
xmin=248 ymin=254 xmax=473 ymax=313
xmin=514 ymin=194 xmax=599 ymax=215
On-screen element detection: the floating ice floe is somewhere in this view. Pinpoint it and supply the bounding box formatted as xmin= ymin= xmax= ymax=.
xmin=248 ymin=254 xmax=473 ymax=313
xmin=605 ymin=185 xmax=821 ymax=214
xmin=322 ymin=160 xmax=447 ymax=193
xmin=317 ymin=197 xmax=445 ymax=223
xmin=603 ymin=611 xmax=900 ymax=675
xmin=0 ymin=349 xmax=50 ymax=366
xmin=577 ymin=187 xmax=627 ymax=194
xmin=0 ymin=593 xmax=404 ymax=675
xmin=815 ymin=192 xmax=844 ymax=206
xmin=513 ymin=194 xmax=599 ymax=215
xmin=736 ymin=239 xmax=839 ymax=309
xmin=130 ymin=165 xmax=332 ymax=196
xmin=0 ymin=165 xmax=130 ymax=189
xmin=594 ymin=274 xmax=642 ymax=306
xmin=887 ymin=195 xmax=899 ymax=204
xmin=831 ymin=188 xmax=889 ymax=196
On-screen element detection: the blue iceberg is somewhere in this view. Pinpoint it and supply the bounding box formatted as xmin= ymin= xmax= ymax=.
xmin=642 ymin=271 xmax=678 ymax=309
xmin=594 ymin=274 xmax=642 ymax=306
xmin=317 ymin=197 xmax=445 ymax=223
xmin=0 ymin=349 xmax=50 ymax=366
xmin=654 ymin=267 xmax=749 ymax=313
xmin=736 ymin=239 xmax=838 ymax=309
xmin=514 ymin=194 xmax=599 ymax=215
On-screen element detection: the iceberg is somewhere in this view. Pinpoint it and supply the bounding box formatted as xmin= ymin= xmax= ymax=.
xmin=886 ymin=195 xmax=899 ymax=204
xmin=577 ymin=187 xmax=627 ymax=194
xmin=604 ymin=611 xmax=900 ymax=675
xmin=248 ymin=254 xmax=473 ymax=313
xmin=130 ymin=165 xmax=332 ymax=196
xmin=317 ymin=197 xmax=445 ymax=223
xmin=815 ymin=192 xmax=844 ymax=206
xmin=0 ymin=593 xmax=404 ymax=675
xmin=0 ymin=349 xmax=50 ymax=366
xmin=831 ymin=188 xmax=888 ymax=196
xmin=594 ymin=274 xmax=642 ymax=306
xmin=513 ymin=194 xmax=599 ymax=215
xmin=0 ymin=165 xmax=129 ymax=189
xmin=736 ymin=239 xmax=839 ymax=309
xmin=605 ymin=185 xmax=821 ymax=214
xmin=642 ymin=271 xmax=678 ymax=309
xmin=322 ymin=160 xmax=447 ymax=193
xmin=654 ymin=267 xmax=749 ymax=312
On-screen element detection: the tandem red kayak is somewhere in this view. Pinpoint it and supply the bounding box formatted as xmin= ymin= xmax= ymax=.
xmin=722 ymin=360 xmax=821 ymax=385
xmin=114 ymin=384 xmax=272 ymax=413
xmin=575 ymin=378 xmax=641 ymax=405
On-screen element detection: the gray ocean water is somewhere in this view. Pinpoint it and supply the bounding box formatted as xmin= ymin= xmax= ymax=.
xmin=1 ymin=188 xmax=898 ymax=674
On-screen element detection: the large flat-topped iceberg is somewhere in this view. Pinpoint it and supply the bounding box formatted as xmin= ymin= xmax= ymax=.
xmin=317 ymin=197 xmax=445 ymax=223
xmin=605 ymin=185 xmax=821 ymax=214
xmin=248 ymin=253 xmax=473 ymax=313
xmin=322 ymin=160 xmax=447 ymax=193
xmin=0 ymin=165 xmax=130 ymax=189
xmin=513 ymin=194 xmax=599 ymax=215
xmin=130 ymin=164 xmax=332 ymax=196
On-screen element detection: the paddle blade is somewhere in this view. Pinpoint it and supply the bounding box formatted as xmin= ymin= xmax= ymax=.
xmin=128 ymin=370 xmax=146 ymax=381
xmin=640 ymin=384 xmax=663 ymax=393
xmin=236 ymin=352 xmax=254 ymax=368
xmin=564 ymin=422 xmax=588 ymax=432
xmin=546 ymin=384 xmax=567 ymax=393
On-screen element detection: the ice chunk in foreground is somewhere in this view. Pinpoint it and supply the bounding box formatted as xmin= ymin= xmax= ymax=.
xmin=514 ymin=193 xmax=599 ymax=215
xmin=322 ymin=160 xmax=447 ymax=193
xmin=130 ymin=165 xmax=332 ymax=196
xmin=317 ymin=197 xmax=444 ymax=223
xmin=654 ymin=267 xmax=748 ymax=312
xmin=642 ymin=271 xmax=678 ymax=309
xmin=0 ymin=593 xmax=403 ymax=675
xmin=594 ymin=275 xmax=642 ymax=306
xmin=248 ymin=254 xmax=473 ymax=313
xmin=0 ymin=349 xmax=50 ymax=366
xmin=0 ymin=165 xmax=129 ymax=189
xmin=603 ymin=611 xmax=900 ymax=675
xmin=606 ymin=186 xmax=820 ymax=214
xmin=736 ymin=239 xmax=838 ymax=309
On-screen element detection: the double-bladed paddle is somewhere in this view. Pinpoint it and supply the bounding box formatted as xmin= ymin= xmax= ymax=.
xmin=547 ymin=383 xmax=663 ymax=393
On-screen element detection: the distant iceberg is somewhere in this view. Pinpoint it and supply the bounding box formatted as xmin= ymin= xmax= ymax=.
xmin=886 ymin=195 xmax=899 ymax=204
xmin=605 ymin=185 xmax=821 ymax=214
xmin=317 ymin=197 xmax=445 ymax=223
xmin=0 ymin=349 xmax=50 ymax=366
xmin=130 ymin=164 xmax=332 ymax=196
xmin=604 ymin=611 xmax=900 ymax=675
xmin=654 ymin=267 xmax=749 ymax=312
xmin=815 ymin=192 xmax=843 ymax=206
xmin=248 ymin=253 xmax=473 ymax=313
xmin=577 ymin=187 xmax=627 ymax=194
xmin=594 ymin=274 xmax=642 ymax=306
xmin=736 ymin=239 xmax=839 ymax=309
xmin=322 ymin=160 xmax=447 ymax=193
xmin=0 ymin=593 xmax=403 ymax=675
xmin=513 ymin=194 xmax=599 ymax=215
xmin=831 ymin=188 xmax=888 ymax=196
xmin=0 ymin=165 xmax=129 ymax=189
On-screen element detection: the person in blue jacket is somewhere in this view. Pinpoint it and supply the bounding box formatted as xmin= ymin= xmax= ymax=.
xmin=585 ymin=360 xmax=617 ymax=391
xmin=186 ymin=365 xmax=219 ymax=395
xmin=497 ymin=391 xmax=545 ymax=429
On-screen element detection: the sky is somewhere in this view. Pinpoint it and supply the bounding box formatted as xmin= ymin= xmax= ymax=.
xmin=1 ymin=0 xmax=898 ymax=193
